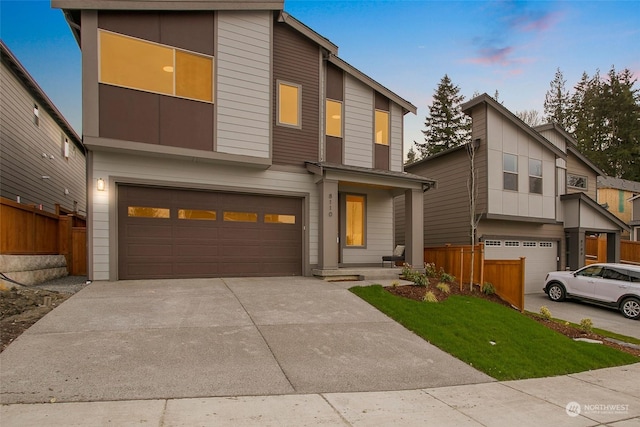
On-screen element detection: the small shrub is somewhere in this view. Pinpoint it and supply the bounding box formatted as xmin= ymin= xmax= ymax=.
xmin=401 ymin=264 xmax=428 ymax=287
xmin=539 ymin=306 xmax=552 ymax=320
xmin=401 ymin=263 xmax=413 ymax=279
xmin=413 ymin=272 xmax=428 ymax=287
xmin=436 ymin=282 xmax=450 ymax=294
xmin=390 ymin=280 xmax=399 ymax=288
xmin=579 ymin=318 xmax=593 ymax=334
xmin=422 ymin=291 xmax=438 ymax=303
xmin=439 ymin=268 xmax=455 ymax=283
xmin=424 ymin=262 xmax=437 ymax=278
xmin=482 ymin=282 xmax=496 ymax=295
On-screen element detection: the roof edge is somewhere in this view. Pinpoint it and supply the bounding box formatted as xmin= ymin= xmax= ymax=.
xmin=278 ymin=11 xmax=338 ymax=55
xmin=51 ymin=0 xmax=284 ymax=10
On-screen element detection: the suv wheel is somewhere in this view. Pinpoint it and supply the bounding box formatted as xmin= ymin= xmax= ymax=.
xmin=620 ymin=297 xmax=640 ymax=320
xmin=547 ymin=282 xmax=566 ymax=302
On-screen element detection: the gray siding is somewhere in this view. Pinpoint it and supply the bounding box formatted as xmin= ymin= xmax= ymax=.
xmin=344 ymin=75 xmax=373 ymax=168
xmin=272 ymin=20 xmax=320 ymax=165
xmin=566 ymin=152 xmax=597 ymax=199
xmin=390 ymin=103 xmax=403 ymax=172
xmin=0 ymin=61 xmax=86 ymax=215
xmin=216 ymin=10 xmax=271 ymax=158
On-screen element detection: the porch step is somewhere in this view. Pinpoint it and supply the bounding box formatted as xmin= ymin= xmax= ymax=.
xmin=312 ymin=267 xmax=402 ymax=281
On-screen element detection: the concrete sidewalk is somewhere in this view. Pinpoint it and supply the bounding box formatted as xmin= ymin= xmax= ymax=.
xmin=1 ymin=277 xmax=639 ymax=425
xmin=2 ymin=363 xmax=639 ymax=426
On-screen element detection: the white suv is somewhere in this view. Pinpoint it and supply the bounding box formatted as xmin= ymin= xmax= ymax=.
xmin=543 ymin=263 xmax=640 ymax=319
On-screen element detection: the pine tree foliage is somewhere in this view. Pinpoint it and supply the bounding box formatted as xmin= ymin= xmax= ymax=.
xmin=543 ymin=68 xmax=571 ymax=130
xmin=405 ymin=146 xmax=418 ymax=165
xmin=416 ymin=74 xmax=471 ymax=158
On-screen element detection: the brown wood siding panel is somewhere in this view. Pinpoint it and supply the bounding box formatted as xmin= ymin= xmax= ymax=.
xmin=375 ymin=92 xmax=389 ymax=111
xmin=0 ymin=62 xmax=86 ymax=215
xmin=160 ymin=12 xmax=214 ymax=55
xmin=99 ymin=84 xmax=160 ymax=145
xmin=326 ymin=63 xmax=343 ymax=101
xmin=374 ymin=143 xmax=389 ymax=170
xmin=99 ymin=11 xmax=161 ymax=42
xmin=118 ymin=185 xmax=302 ymax=279
xmin=272 ymin=22 xmax=320 ymax=166
xmin=159 ymin=96 xmax=214 ymax=151
xmin=478 ymin=220 xmax=563 ymax=240
xmin=326 ymin=136 xmax=342 ymax=164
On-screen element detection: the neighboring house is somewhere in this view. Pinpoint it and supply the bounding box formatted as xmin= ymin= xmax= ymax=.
xmin=597 ymin=176 xmax=640 ymax=240
xmin=53 ymin=0 xmax=433 ymax=281
xmin=630 ymin=195 xmax=640 ymax=241
xmin=399 ymin=94 xmax=627 ymax=294
xmin=0 ymin=40 xmax=86 ymax=216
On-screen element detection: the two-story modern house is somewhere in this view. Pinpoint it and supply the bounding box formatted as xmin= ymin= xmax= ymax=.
xmin=53 ymin=0 xmax=433 ymax=281
xmin=399 ymin=94 xmax=627 ymax=294
xmin=0 ymin=40 xmax=86 ymax=216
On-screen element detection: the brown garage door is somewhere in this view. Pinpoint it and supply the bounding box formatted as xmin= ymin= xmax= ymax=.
xmin=118 ymin=185 xmax=302 ymax=279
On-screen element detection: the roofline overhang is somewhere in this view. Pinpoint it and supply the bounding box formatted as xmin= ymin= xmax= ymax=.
xmin=463 ymin=93 xmax=566 ymax=160
xmin=327 ymin=55 xmax=417 ymax=115
xmin=561 ymin=192 xmax=629 ymax=231
xmin=51 ymin=0 xmax=284 ymax=10
xmin=0 ymin=40 xmax=84 ymax=154
xmin=277 ymin=11 xmax=338 ymax=55
xmin=306 ymin=162 xmax=436 ymax=191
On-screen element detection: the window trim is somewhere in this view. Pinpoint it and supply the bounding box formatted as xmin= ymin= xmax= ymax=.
xmin=98 ymin=29 xmax=214 ymax=104
xmin=503 ymin=153 xmax=518 ymax=191
xmin=567 ymin=173 xmax=588 ymax=190
xmin=528 ymin=158 xmax=543 ymax=194
xmin=326 ymin=99 xmax=343 ymax=137
xmin=344 ymin=193 xmax=366 ymax=248
xmin=374 ymin=109 xmax=389 ymax=146
xmin=277 ymin=80 xmax=302 ymax=129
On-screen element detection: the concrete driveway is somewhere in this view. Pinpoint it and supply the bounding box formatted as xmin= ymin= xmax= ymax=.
xmin=525 ymin=292 xmax=640 ymax=339
xmin=0 ymin=277 xmax=492 ymax=404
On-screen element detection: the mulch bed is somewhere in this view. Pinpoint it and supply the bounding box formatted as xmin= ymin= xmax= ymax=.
xmin=386 ymin=279 xmax=640 ymax=358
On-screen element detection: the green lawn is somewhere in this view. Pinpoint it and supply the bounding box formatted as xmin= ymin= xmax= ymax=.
xmin=351 ymin=285 xmax=638 ymax=381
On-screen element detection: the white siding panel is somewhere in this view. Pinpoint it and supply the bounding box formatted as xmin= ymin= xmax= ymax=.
xmin=390 ymin=103 xmax=403 ymax=172
xmin=342 ymin=189 xmax=393 ymax=264
xmin=343 ymin=75 xmax=373 ymax=168
xmin=216 ymin=11 xmax=271 ymax=158
xmin=91 ymin=151 xmax=319 ymax=280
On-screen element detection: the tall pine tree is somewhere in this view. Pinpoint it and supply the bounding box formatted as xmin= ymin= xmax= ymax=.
xmin=543 ymin=68 xmax=571 ymax=130
xmin=417 ymin=74 xmax=471 ymax=158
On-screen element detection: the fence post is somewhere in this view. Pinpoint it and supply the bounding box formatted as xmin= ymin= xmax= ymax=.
xmin=518 ymin=257 xmax=526 ymax=312
xmin=479 ymin=243 xmax=485 ymax=290
xmin=58 ymin=216 xmax=72 ymax=273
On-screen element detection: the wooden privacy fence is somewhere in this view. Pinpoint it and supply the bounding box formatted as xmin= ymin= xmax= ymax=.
xmin=586 ymin=236 xmax=640 ymax=265
xmin=424 ymin=243 xmax=525 ymax=311
xmin=0 ymin=197 xmax=86 ymax=275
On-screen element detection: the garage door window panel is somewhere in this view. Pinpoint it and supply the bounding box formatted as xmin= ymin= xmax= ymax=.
xmin=128 ymin=206 xmax=171 ymax=218
xmin=265 ymin=214 xmax=296 ymax=224
xmin=178 ymin=209 xmax=217 ymax=220
xmin=223 ymin=212 xmax=258 ymax=222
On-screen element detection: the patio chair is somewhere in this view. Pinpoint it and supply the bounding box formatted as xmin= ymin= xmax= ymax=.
xmin=382 ymin=245 xmax=405 ymax=267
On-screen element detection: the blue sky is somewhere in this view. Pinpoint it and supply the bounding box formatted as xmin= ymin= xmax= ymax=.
xmin=2 ymin=0 xmax=639 ymax=157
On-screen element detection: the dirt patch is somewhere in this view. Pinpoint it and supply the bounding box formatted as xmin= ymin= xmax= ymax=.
xmin=387 ymin=280 xmax=640 ymax=358
xmin=0 ymin=288 xmax=70 ymax=353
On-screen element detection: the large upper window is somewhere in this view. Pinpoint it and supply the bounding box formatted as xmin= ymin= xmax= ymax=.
xmin=99 ymin=30 xmax=213 ymax=103
xmin=503 ymin=153 xmax=518 ymax=191
xmin=326 ymin=99 xmax=342 ymax=137
xmin=346 ymin=194 xmax=365 ymax=247
xmin=529 ymin=159 xmax=542 ymax=194
xmin=278 ymin=81 xmax=301 ymax=128
xmin=375 ymin=110 xmax=389 ymax=145
xmin=568 ymin=174 xmax=587 ymax=190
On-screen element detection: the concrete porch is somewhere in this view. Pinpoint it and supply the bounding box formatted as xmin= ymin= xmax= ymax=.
xmin=311 ymin=266 xmax=402 ymax=281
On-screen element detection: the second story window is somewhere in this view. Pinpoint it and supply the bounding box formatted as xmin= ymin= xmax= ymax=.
xmin=33 ymin=104 xmax=39 ymax=126
xmin=529 ymin=159 xmax=542 ymax=194
xmin=326 ymin=99 xmax=342 ymax=137
xmin=277 ymin=81 xmax=301 ymax=128
xmin=503 ymin=153 xmax=518 ymax=191
xmin=375 ymin=110 xmax=389 ymax=145
xmin=99 ymin=30 xmax=213 ymax=103
xmin=568 ymin=174 xmax=587 ymax=190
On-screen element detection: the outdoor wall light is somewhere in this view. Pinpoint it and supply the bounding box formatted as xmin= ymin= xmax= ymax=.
xmin=97 ymin=178 xmax=106 ymax=191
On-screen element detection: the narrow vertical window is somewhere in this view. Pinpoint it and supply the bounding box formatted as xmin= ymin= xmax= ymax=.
xmin=529 ymin=159 xmax=542 ymax=194
xmin=375 ymin=110 xmax=389 ymax=145
xmin=278 ymin=82 xmax=301 ymax=127
xmin=503 ymin=153 xmax=518 ymax=191
xmin=326 ymin=99 xmax=342 ymax=137
xmin=33 ymin=104 xmax=39 ymax=126
xmin=346 ymin=194 xmax=365 ymax=246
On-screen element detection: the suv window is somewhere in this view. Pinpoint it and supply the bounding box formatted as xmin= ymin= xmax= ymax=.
xmin=602 ymin=267 xmax=630 ymax=282
xmin=576 ymin=266 xmax=603 ymax=278
xmin=628 ymin=269 xmax=640 ymax=283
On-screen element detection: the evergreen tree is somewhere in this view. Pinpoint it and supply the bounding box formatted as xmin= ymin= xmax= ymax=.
xmin=405 ymin=145 xmax=418 ymax=165
xmin=543 ymin=68 xmax=571 ymax=130
xmin=416 ymin=74 xmax=471 ymax=158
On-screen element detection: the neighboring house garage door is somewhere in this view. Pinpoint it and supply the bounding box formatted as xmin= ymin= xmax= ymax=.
xmin=484 ymin=239 xmax=558 ymax=294
xmin=118 ymin=185 xmax=302 ymax=279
